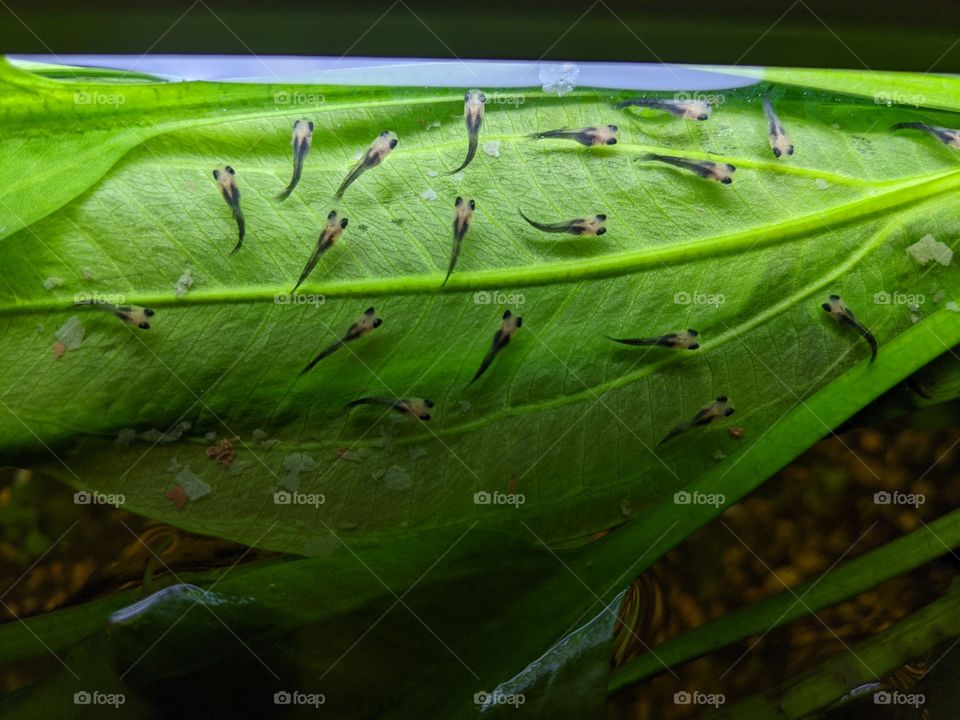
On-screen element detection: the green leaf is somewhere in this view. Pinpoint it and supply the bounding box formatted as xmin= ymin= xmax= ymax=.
xmin=2 ymin=58 xmax=960 ymax=564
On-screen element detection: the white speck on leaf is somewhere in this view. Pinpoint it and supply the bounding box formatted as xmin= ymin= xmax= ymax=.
xmin=815 ymin=178 xmax=830 ymax=190
xmin=174 ymin=267 xmax=194 ymax=297
xmin=115 ymin=428 xmax=136 ymax=446
xmin=539 ymin=63 xmax=579 ymax=96
xmin=420 ymin=188 xmax=438 ymax=201
xmin=426 ymin=170 xmax=439 ymax=177
xmin=409 ymin=446 xmax=427 ymax=461
xmin=482 ymin=141 xmax=501 ymax=158
xmin=383 ymin=465 xmax=412 ymax=491
xmin=907 ymin=234 xmax=953 ymax=266
xmin=449 ymin=171 xmax=465 ymax=183
xmin=139 ymin=421 xmax=191 ymax=443
xmin=172 ymin=463 xmax=211 ymax=501
xmin=282 ymin=453 xmax=316 ymax=491
xmin=458 ymin=400 xmax=472 ymax=414
xmin=54 ymin=316 xmax=84 ymax=351
xmin=947 ymin=301 xmax=960 ymax=312
xmin=43 ymin=277 xmax=64 ymax=290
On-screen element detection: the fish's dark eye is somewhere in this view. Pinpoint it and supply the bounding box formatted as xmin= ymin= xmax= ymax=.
xmin=212 ymin=169 xmax=220 ymax=179
xmin=829 ymin=294 xmax=841 ymax=301
xmin=389 ymin=138 xmax=398 ymax=149
xmin=503 ymin=310 xmax=511 ymax=319
xmin=697 ymin=113 xmax=708 ymax=121
xmin=308 ymin=121 xmax=315 ymax=131
xmin=821 ymin=303 xmax=832 ymax=312
xmin=596 ymin=214 xmax=606 ymax=221
xmin=420 ymin=414 xmax=431 ymax=421
xmin=478 ymin=92 xmax=486 ymax=103
xmin=468 ymin=199 xmax=476 ymax=210
xmin=365 ymin=307 xmax=375 ymax=314
xmin=773 ymin=148 xmax=781 ymax=158
xmin=787 ymin=145 xmax=794 ymax=155
xmin=721 ymin=177 xmax=732 ymax=184
xmin=515 ymin=317 xmax=523 ymax=327
xmin=596 ymin=227 xmax=606 ymax=235
xmin=425 ymin=400 xmax=435 ymax=408
xmin=688 ymin=343 xmax=699 ymax=350
xmin=606 ymin=138 xmax=617 ymax=145
xmin=327 ymin=210 xmax=337 ymax=219
xmin=225 ymin=165 xmax=235 ymax=174
xmin=145 ymin=308 xmax=156 ymax=317
xmin=464 ymin=91 xmax=471 ymax=102
xmin=688 ymin=329 xmax=698 ymax=336
xmin=373 ymin=318 xmax=383 ymax=328
xmin=725 ymin=408 xmax=735 ymax=417
xmin=380 ymin=130 xmax=390 ymax=137
xmin=139 ymin=322 xmax=150 ymax=330
xmin=716 ymin=396 xmax=728 ymax=402
xmin=340 ymin=218 xmax=349 ymax=228
xmin=455 ymin=196 xmax=463 ymax=206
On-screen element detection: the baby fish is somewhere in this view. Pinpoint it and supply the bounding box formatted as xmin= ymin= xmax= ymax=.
xmin=300 ymin=307 xmax=382 ymax=375
xmin=335 ymin=130 xmax=398 ymax=198
xmin=212 ymin=165 xmax=245 ymax=253
xmin=606 ymin=328 xmax=699 ymax=350
xmin=763 ymin=94 xmax=794 ymax=158
xmin=277 ymin=119 xmax=314 ymax=201
xmin=614 ymin=97 xmax=711 ymax=121
xmin=74 ymin=299 xmax=155 ymax=330
xmin=891 ymin=122 xmax=960 ymax=148
xmin=530 ymin=125 xmax=619 ymax=146
xmin=821 ymin=294 xmax=878 ymax=363
xmin=470 ymin=310 xmax=523 ymax=385
xmin=658 ymin=396 xmax=734 ymax=446
xmin=443 ymin=196 xmax=475 ymax=286
xmin=345 ymin=396 xmax=434 ymax=421
xmin=292 ymin=210 xmax=348 ymax=293
xmin=447 ymin=89 xmax=486 ymax=174
xmin=519 ymin=210 xmax=606 ymax=236
xmin=642 ymin=153 xmax=735 ymax=184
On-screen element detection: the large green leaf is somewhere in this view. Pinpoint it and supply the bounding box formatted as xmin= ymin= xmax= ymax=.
xmin=2 ymin=59 xmax=960 ymax=564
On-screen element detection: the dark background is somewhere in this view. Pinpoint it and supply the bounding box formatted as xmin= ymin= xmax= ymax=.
xmin=1 ymin=0 xmax=959 ymax=73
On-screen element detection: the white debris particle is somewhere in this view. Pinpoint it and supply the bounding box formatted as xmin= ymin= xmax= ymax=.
xmin=831 ymin=123 xmax=841 ymax=129
xmin=815 ymin=178 xmax=830 ymax=190
xmin=458 ymin=400 xmax=472 ymax=414
xmin=252 ymin=429 xmax=279 ymax=449
xmin=352 ymin=151 xmax=363 ymax=161
xmin=713 ymin=450 xmax=727 ymax=461
xmin=427 ymin=120 xmax=441 ymax=129
xmin=906 ymin=234 xmax=953 ymax=266
xmin=174 ymin=267 xmax=194 ymax=297
xmin=621 ymin=498 xmax=634 ymax=518
xmin=43 ymin=277 xmax=64 ymax=290
xmin=377 ymin=427 xmax=394 ymax=452
xmin=139 ymin=421 xmax=191 ymax=443
xmin=539 ymin=63 xmax=579 ymax=96
xmin=426 ymin=170 xmax=439 ymax=177
xmin=409 ymin=446 xmax=427 ymax=461
xmin=383 ymin=464 xmax=412 ymax=491
xmin=82 ymin=268 xmax=94 ymax=280
xmin=420 ymin=188 xmax=439 ymax=201
xmin=933 ymin=290 xmax=947 ymax=303
xmin=204 ymin=431 xmax=217 ymax=442
xmin=54 ymin=316 xmax=85 ymax=351
xmin=911 ymin=314 xmax=920 ymax=324
xmin=281 ymin=453 xmax=316 ymax=491
xmin=175 ymin=465 xmax=211 ymax=501
xmin=482 ymin=141 xmax=501 ymax=158
xmin=115 ymin=428 xmax=136 ymax=446
xmin=947 ymin=301 xmax=960 ymax=312
xmin=449 ymin=171 xmax=465 ymax=183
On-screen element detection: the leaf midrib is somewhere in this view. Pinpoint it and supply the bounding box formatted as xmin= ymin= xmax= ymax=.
xmin=3 ymin=166 xmax=956 ymax=319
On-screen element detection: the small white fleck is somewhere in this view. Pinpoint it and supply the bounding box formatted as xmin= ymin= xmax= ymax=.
xmin=831 ymin=123 xmax=841 ymax=129
xmin=539 ymin=63 xmax=579 ymax=96
xmin=458 ymin=400 xmax=472 ymax=414
xmin=281 ymin=453 xmax=316 ymax=491
xmin=175 ymin=465 xmax=211 ymax=501
xmin=427 ymin=120 xmax=441 ymax=129
xmin=54 ymin=316 xmax=84 ymax=351
xmin=450 ymin=171 xmax=465 ymax=183
xmin=409 ymin=446 xmax=427 ymax=461
xmin=115 ymin=428 xmax=136 ymax=446
xmin=43 ymin=277 xmax=64 ymax=290
xmin=933 ymin=290 xmax=947 ymax=303
xmin=947 ymin=301 xmax=960 ymax=312
xmin=713 ymin=450 xmax=727 ymax=460
xmin=420 ymin=188 xmax=439 ymax=201
xmin=383 ymin=464 xmax=412 ymax=491
xmin=911 ymin=314 xmax=920 ymax=324
xmin=482 ymin=141 xmax=501 ymax=158
xmin=815 ymin=178 xmax=830 ymax=190
xmin=621 ymin=498 xmax=633 ymax=518
xmin=174 ymin=267 xmax=194 ymax=297
xmin=204 ymin=431 xmax=217 ymax=442
xmin=906 ymin=234 xmax=953 ymax=266
xmin=426 ymin=170 xmax=439 ymax=177
xmin=229 ymin=460 xmax=252 ymax=477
